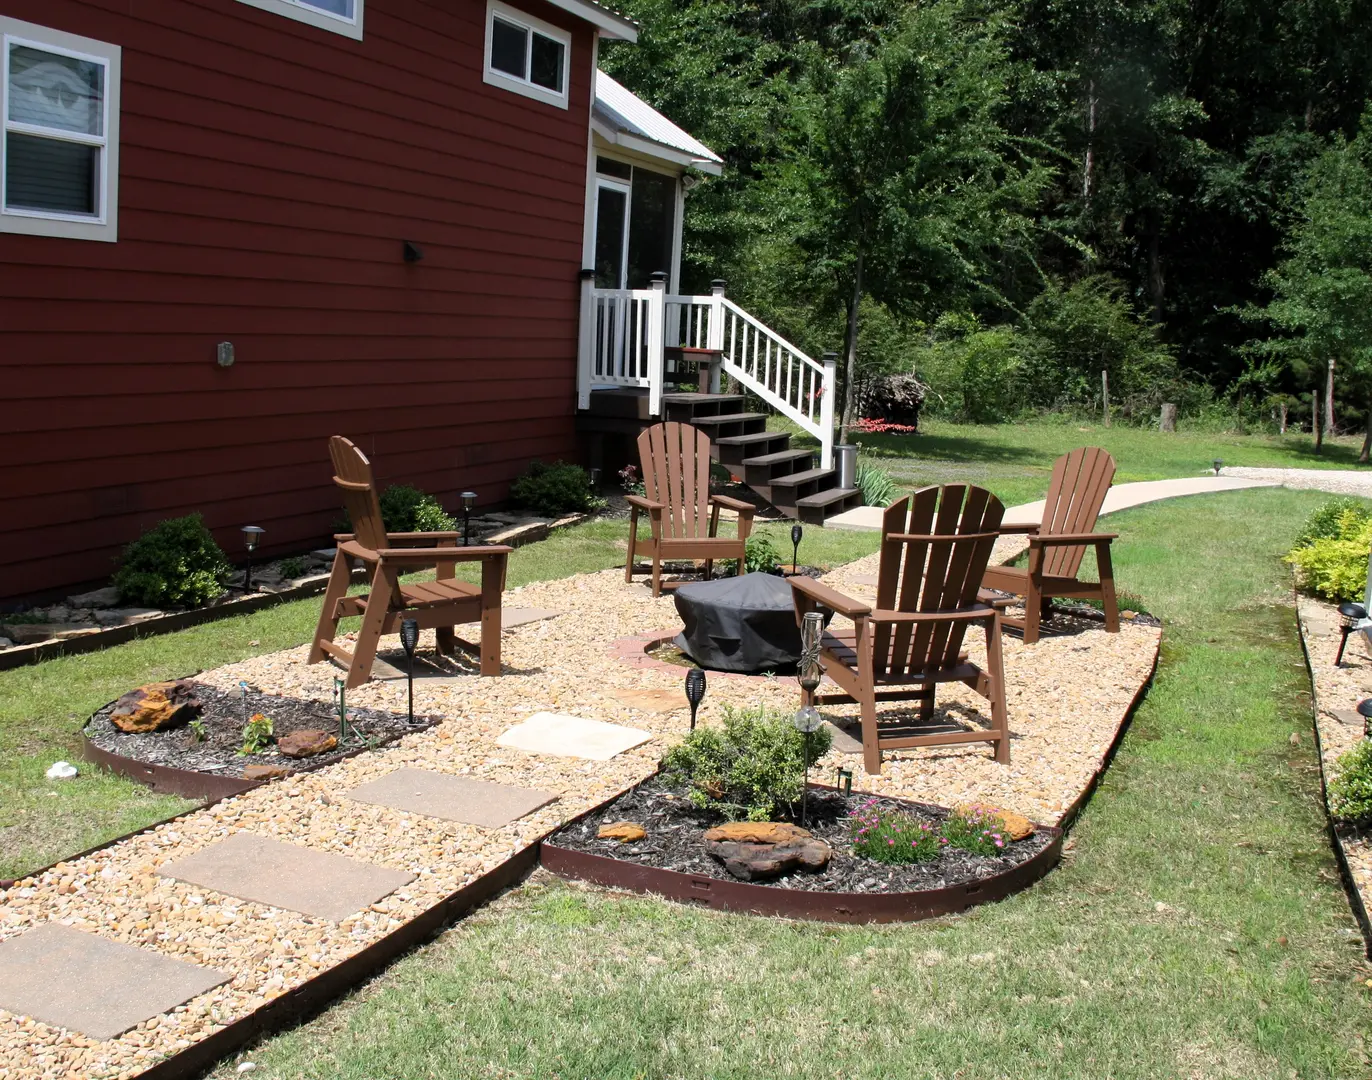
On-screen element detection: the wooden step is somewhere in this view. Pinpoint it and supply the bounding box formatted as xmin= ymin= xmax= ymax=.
xmin=714 ymin=430 xmax=791 ymax=467
xmin=664 ymin=346 xmax=723 ymax=363
xmin=662 ymin=393 xmax=746 ymax=421
xmin=741 ymin=448 xmax=813 ymax=487
xmin=690 ymin=412 xmax=768 ymax=431
xmin=764 ymin=467 xmax=836 ymax=508
xmin=795 ymin=486 xmax=862 ymax=525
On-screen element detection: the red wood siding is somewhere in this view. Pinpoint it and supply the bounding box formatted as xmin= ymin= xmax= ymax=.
xmin=0 ymin=0 xmax=596 ymax=598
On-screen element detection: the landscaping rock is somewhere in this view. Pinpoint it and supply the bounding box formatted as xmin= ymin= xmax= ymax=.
xmin=277 ymin=729 xmax=338 ymax=758
xmin=0 ymin=638 xmax=11 ymax=648
xmin=704 ymin=835 xmax=833 ymax=881
xmin=1 ymin=623 xmax=99 ymax=645
xmin=67 ymin=586 xmax=121 ymax=608
xmin=598 ymin=821 xmax=646 ymax=842
xmin=107 ymin=608 xmax=163 ymax=625
xmin=44 ymin=606 xmax=71 ymax=623
xmin=702 ymin=821 xmax=813 ymax=845
xmin=955 ymin=803 xmax=1035 ymax=841
xmin=109 ymin=681 xmax=202 ymax=733
xmin=243 ymin=764 xmax=292 ymax=781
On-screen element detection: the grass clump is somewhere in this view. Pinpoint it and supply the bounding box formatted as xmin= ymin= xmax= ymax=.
xmin=660 ymin=703 xmax=832 ymax=821
xmin=1285 ymin=501 xmax=1372 ymax=601
xmin=113 ymin=514 xmax=231 ymax=609
xmin=510 ymin=461 xmax=601 ymax=515
xmin=855 ymin=460 xmax=897 ymax=507
xmin=1328 ymin=740 xmax=1372 ymax=825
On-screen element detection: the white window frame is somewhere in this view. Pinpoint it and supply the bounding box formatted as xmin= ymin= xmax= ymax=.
xmin=235 ymin=0 xmax=364 ymax=41
xmin=0 ymin=17 xmax=120 ymax=242
xmin=483 ymin=0 xmax=571 ymax=110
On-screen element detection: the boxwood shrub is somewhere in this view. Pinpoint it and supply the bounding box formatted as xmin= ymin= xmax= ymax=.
xmin=113 ymin=513 xmax=231 ymax=609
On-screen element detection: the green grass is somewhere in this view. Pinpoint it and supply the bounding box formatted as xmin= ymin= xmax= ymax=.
xmin=203 ymin=486 xmax=1372 ymax=1080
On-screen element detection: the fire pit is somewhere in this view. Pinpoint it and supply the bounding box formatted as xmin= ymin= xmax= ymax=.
xmin=672 ymin=572 xmax=829 ymax=674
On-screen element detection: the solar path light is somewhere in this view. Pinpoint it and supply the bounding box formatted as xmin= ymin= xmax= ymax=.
xmin=461 ymin=491 xmax=478 ymax=546
xmin=685 ymin=666 xmax=706 ymax=732
xmin=400 ymin=618 xmax=420 ymax=724
xmin=1336 ymin=602 xmax=1368 ymax=667
xmin=240 ymin=525 xmax=265 ymax=592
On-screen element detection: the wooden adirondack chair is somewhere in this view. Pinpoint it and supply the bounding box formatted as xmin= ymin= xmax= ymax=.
xmin=790 ymin=484 xmax=1010 ymax=775
xmin=625 ymin=421 xmax=757 ymax=597
xmin=309 ymin=436 xmax=512 ymax=688
xmin=982 ymin=446 xmax=1119 ymax=644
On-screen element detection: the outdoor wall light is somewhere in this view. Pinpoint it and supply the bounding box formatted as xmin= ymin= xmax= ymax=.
xmin=240 ymin=526 xmax=265 ymax=592
xmin=461 ymin=491 xmax=478 ymax=546
xmin=400 ymin=618 xmax=420 ymax=724
xmin=685 ymin=666 xmax=706 ymax=731
xmin=790 ymin=523 xmax=803 ymax=575
xmin=1213 ymin=459 xmax=1223 ymax=476
xmin=403 ymin=241 xmax=423 ymax=263
xmin=1336 ymin=602 xmax=1368 ymax=666
xmin=1357 ymin=698 xmax=1372 ymax=740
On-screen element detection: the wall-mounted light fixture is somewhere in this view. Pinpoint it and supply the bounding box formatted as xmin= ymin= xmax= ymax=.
xmin=403 ymin=241 xmax=424 ymax=263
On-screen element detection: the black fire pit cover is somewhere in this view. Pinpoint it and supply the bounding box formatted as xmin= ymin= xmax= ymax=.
xmin=673 ymin=572 xmax=813 ymax=674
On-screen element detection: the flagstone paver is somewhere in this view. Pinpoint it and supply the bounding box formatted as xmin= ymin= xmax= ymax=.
xmin=157 ymin=832 xmax=415 ymax=922
xmin=345 ymin=768 xmax=558 ymax=828
xmin=0 ymin=923 xmax=229 ymax=1041
xmin=496 ymin=712 xmax=654 ymax=760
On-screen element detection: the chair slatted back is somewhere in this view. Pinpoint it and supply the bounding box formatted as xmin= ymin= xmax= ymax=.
xmin=638 ymin=422 xmax=713 ymax=539
xmin=871 ymin=484 xmax=1004 ymax=678
xmin=327 ymin=436 xmax=408 ymax=609
xmin=1037 ymin=447 xmax=1116 ymax=578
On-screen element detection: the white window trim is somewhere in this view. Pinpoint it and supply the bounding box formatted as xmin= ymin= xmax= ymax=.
xmin=483 ymin=0 xmax=571 ymax=110
xmin=235 ymin=0 xmax=364 ymax=41
xmin=0 ymin=16 xmax=119 ymax=243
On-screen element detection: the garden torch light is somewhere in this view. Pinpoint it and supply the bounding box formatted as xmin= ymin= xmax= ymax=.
xmin=461 ymin=491 xmax=477 ymax=546
xmin=1358 ymin=698 xmax=1372 ymax=740
xmin=685 ymin=666 xmax=706 ymax=731
xmin=400 ymin=618 xmax=420 ymax=724
xmin=240 ymin=525 xmax=265 ymax=592
xmin=1213 ymin=459 xmax=1223 ymax=476
xmin=1336 ymin=601 xmax=1368 ymax=666
xmin=790 ymin=523 xmax=803 ymax=576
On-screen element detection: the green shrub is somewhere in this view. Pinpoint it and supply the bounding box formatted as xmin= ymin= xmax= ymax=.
xmin=1285 ymin=508 xmax=1372 ymax=601
xmin=855 ymin=461 xmax=897 ymax=507
xmin=848 ymin=799 xmax=943 ymax=863
xmin=723 ymin=534 xmax=782 ymax=576
xmin=510 ymin=460 xmax=600 ymax=515
xmin=940 ymin=805 xmax=1009 ymax=856
xmin=660 ymin=703 xmax=832 ymax=821
xmin=277 ymin=556 xmax=306 ymax=579
xmin=1295 ymin=498 xmax=1372 ymax=548
xmin=113 ymin=514 xmax=231 ymax=609
xmin=1329 ymin=740 xmax=1372 ymax=825
xmin=378 ymin=485 xmax=456 ymax=533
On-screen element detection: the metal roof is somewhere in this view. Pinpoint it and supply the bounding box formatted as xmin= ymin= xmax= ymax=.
xmin=593 ymin=70 xmax=723 ymax=174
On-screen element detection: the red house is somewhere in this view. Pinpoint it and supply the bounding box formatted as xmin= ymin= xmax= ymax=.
xmin=1 ymin=0 xmax=842 ymax=601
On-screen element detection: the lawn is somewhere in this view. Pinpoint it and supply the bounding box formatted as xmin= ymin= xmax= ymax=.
xmin=204 ymin=485 xmax=1372 ymax=1080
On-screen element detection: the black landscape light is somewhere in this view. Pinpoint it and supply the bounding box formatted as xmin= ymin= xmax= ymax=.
xmin=1336 ymin=602 xmax=1368 ymax=666
xmin=836 ymin=766 xmax=853 ymax=797
xmin=685 ymin=666 xmax=706 ymax=731
xmin=1357 ymin=698 xmax=1372 ymax=740
xmin=589 ymin=467 xmax=602 ymax=493
xmin=335 ymin=676 xmax=348 ymax=743
xmin=1212 ymin=459 xmax=1223 ymax=476
xmin=400 ymin=618 xmax=420 ymax=723
xmin=461 ymin=491 xmax=478 ymax=546
xmin=790 ymin=523 xmax=803 ymax=575
xmin=240 ymin=525 xmax=265 ymax=592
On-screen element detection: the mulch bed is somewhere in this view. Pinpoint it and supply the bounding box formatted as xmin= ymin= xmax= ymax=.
xmin=84 ymin=682 xmax=437 ymax=779
xmin=547 ymin=776 xmax=1054 ymax=894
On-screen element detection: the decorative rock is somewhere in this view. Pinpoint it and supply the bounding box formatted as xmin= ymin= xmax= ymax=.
xmin=67 ymin=586 xmax=121 ymax=608
xmin=0 ymin=638 xmax=11 ymax=649
xmin=109 ymin=680 xmax=202 ymax=733
xmin=107 ymin=608 xmax=163 ymax=625
xmin=276 ymin=729 xmax=338 ymax=759
xmin=45 ymin=761 xmax=78 ymax=780
xmin=598 ymin=821 xmax=646 ymax=842
xmin=45 ymin=606 xmax=71 ymax=622
xmin=1 ymin=623 xmax=100 ymax=645
xmin=244 ymin=765 xmax=292 ymax=781
xmin=954 ymin=802 xmax=1035 ymax=841
xmin=702 ymin=821 xmax=813 ymax=845
xmin=704 ymin=836 xmax=832 ymax=881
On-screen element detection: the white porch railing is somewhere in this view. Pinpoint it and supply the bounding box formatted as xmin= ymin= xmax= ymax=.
xmin=578 ymin=273 xmax=836 ymax=469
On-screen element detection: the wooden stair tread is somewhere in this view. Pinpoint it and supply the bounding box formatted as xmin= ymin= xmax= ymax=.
xmin=661 ymin=392 xmax=745 ymax=405
xmin=795 ymin=487 xmax=861 ymax=508
xmin=690 ymin=412 xmax=768 ymax=427
xmin=767 ymin=467 xmax=835 ymax=488
xmin=716 ymin=431 xmax=790 ymax=446
xmin=664 ymin=346 xmax=723 ymax=356
xmin=742 ymin=448 xmax=813 ymax=467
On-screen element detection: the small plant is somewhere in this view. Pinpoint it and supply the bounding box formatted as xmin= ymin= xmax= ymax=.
xmin=188 ymin=718 xmax=208 ymax=744
xmin=1286 ymin=507 xmax=1372 ymax=602
xmin=510 ymin=460 xmax=602 ymax=515
xmin=239 ymin=712 xmax=274 ymax=755
xmin=113 ymin=513 xmax=231 ymax=609
xmin=1329 ymin=740 xmax=1372 ymax=825
xmin=941 ymin=805 xmax=1008 ymax=856
xmin=378 ymin=485 xmax=456 ymax=533
xmin=660 ymin=703 xmax=832 ymax=821
xmin=855 ymin=417 xmax=917 ymax=435
xmin=277 ymin=556 xmax=307 ymax=579
xmin=856 ymin=461 xmax=897 ymax=507
xmin=618 ymin=463 xmax=646 ymax=497
xmin=848 ymin=799 xmax=943 ymax=863
xmin=723 ymin=534 xmax=782 ymax=576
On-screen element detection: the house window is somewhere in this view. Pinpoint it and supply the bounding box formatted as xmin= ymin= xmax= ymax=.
xmin=1 ymin=17 xmax=120 ymax=242
xmin=484 ymin=0 xmax=570 ymax=110
xmin=234 ymin=0 xmax=364 ymax=41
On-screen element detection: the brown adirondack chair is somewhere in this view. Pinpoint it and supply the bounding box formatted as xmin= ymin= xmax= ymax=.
xmin=309 ymin=436 xmax=512 ymax=688
xmin=791 ymin=484 xmax=1010 ymax=775
xmin=982 ymin=446 xmax=1119 ymax=644
xmin=625 ymin=421 xmax=757 ymax=596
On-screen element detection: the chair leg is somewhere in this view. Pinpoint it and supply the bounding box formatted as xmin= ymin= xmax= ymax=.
xmin=346 ymin=568 xmax=394 ymax=689
xmin=859 ymin=690 xmax=882 ymax=775
xmin=703 ymin=559 xmax=714 ymax=581
xmin=308 ymin=552 xmax=352 ymax=664
xmin=625 ymin=510 xmax=639 ymax=584
xmin=985 ymin=616 xmax=1010 ymax=764
xmin=650 ymin=552 xmax=663 ymax=597
xmin=479 ymin=554 xmax=503 ymax=676
xmin=1097 ymin=542 xmax=1121 ymax=633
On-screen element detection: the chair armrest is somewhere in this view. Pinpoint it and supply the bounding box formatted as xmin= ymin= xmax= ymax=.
xmin=709 ymin=494 xmax=755 ymax=515
xmin=625 ymin=495 xmax=665 ymax=514
xmin=869 ymin=605 xmax=996 ymax=624
xmin=377 ymin=545 xmax=513 ymax=562
xmin=385 ymin=531 xmax=465 ymax=543
xmin=790 ymin=576 xmax=871 ymax=619
xmin=997 ymin=522 xmax=1041 ymax=534
xmin=338 ymin=539 xmax=378 ymax=561
xmin=1028 ymin=531 xmax=1117 ymax=546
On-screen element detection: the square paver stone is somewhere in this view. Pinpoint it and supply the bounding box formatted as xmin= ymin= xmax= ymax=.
xmin=496 ymin=712 xmax=653 ymax=760
xmin=345 ymin=768 xmax=557 ymax=828
xmin=0 ymin=923 xmax=229 ymax=1040
xmin=157 ymin=832 xmax=414 ymax=922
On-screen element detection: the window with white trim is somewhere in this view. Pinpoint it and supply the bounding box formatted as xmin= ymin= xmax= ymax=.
xmin=1 ymin=17 xmax=119 ymax=242
xmin=484 ymin=0 xmax=570 ymax=110
xmin=235 ymin=0 xmax=364 ymax=41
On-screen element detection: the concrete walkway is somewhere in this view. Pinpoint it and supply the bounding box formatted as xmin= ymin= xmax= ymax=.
xmin=827 ymin=474 xmax=1276 ymax=531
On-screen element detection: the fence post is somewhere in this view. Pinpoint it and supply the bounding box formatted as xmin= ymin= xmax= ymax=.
xmin=820 ymin=351 xmax=838 ymax=470
xmin=1159 ymin=403 xmax=1176 ymax=432
xmin=1326 ymin=358 xmax=1336 ymax=435
xmin=577 ymin=269 xmax=595 ymax=410
xmin=707 ymin=279 xmax=726 ymax=394
xmin=648 ymin=272 xmax=667 ymax=417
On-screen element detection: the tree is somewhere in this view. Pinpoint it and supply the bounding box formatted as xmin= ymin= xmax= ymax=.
xmin=1248 ymin=107 xmax=1372 ymax=459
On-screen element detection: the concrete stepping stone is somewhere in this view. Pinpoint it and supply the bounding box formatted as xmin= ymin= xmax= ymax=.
xmin=610 ymin=688 xmax=686 ymax=713
xmin=157 ymin=832 xmax=414 ymax=922
xmin=496 ymin=711 xmax=652 ymax=760
xmin=344 ymin=768 xmax=557 ymax=828
xmin=822 ymin=720 xmax=864 ymax=755
xmin=0 ymin=923 xmax=228 ymax=1040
